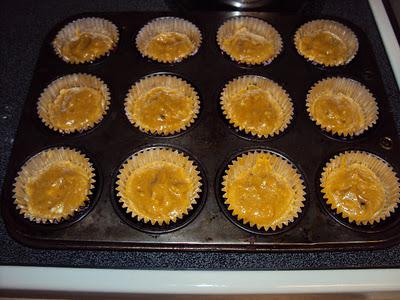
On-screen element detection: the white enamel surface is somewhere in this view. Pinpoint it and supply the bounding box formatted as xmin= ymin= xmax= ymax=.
xmin=0 ymin=266 xmax=400 ymax=293
xmin=1 ymin=0 xmax=400 ymax=294
xmin=369 ymin=0 xmax=400 ymax=89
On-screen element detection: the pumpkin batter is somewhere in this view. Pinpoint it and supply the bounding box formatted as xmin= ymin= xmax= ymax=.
xmin=145 ymin=31 xmax=195 ymax=62
xmin=323 ymin=162 xmax=385 ymax=223
xmin=48 ymin=87 xmax=105 ymax=131
xmin=61 ymin=32 xmax=114 ymax=63
xmin=129 ymin=86 xmax=195 ymax=134
xmin=310 ymin=92 xmax=365 ymax=134
xmin=225 ymin=84 xmax=283 ymax=136
xmin=25 ymin=162 xmax=91 ymax=220
xmin=124 ymin=161 xmax=193 ymax=222
xmin=298 ymin=31 xmax=348 ymax=65
xmin=225 ymin=155 xmax=295 ymax=229
xmin=222 ymin=27 xmax=275 ymax=64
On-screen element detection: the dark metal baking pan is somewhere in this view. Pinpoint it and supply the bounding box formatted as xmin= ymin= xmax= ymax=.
xmin=1 ymin=11 xmax=400 ymax=251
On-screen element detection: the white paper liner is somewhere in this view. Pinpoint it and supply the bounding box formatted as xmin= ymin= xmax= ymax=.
xmin=321 ymin=151 xmax=400 ymax=225
xmin=216 ymin=16 xmax=283 ymax=65
xmin=124 ymin=74 xmax=200 ymax=135
xmin=116 ymin=147 xmax=202 ymax=226
xmin=53 ymin=17 xmax=119 ymax=64
xmin=37 ymin=73 xmax=110 ymax=134
xmin=220 ymin=75 xmax=293 ymax=138
xmin=13 ymin=147 xmax=96 ymax=224
xmin=306 ymin=77 xmax=378 ymax=137
xmin=294 ymin=19 xmax=359 ymax=67
xmin=136 ymin=17 xmax=202 ymax=63
xmin=222 ymin=150 xmax=306 ymax=231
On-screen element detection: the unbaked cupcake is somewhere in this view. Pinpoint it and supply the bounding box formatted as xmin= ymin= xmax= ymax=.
xmin=53 ymin=17 xmax=119 ymax=64
xmin=136 ymin=17 xmax=202 ymax=63
xmin=37 ymin=73 xmax=110 ymax=134
xmin=124 ymin=74 xmax=199 ymax=136
xmin=222 ymin=150 xmax=305 ymax=231
xmin=306 ymin=77 xmax=378 ymax=137
xmin=321 ymin=151 xmax=400 ymax=225
xmin=116 ymin=147 xmax=202 ymax=226
xmin=220 ymin=75 xmax=293 ymax=138
xmin=13 ymin=147 xmax=95 ymax=224
xmin=217 ymin=17 xmax=282 ymax=65
xmin=294 ymin=19 xmax=358 ymax=67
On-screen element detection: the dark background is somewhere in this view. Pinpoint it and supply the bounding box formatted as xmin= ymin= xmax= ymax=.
xmin=1 ymin=0 xmax=400 ymax=269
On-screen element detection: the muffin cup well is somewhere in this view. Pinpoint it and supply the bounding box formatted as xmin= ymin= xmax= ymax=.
xmin=320 ymin=151 xmax=400 ymax=225
xmin=53 ymin=17 xmax=119 ymax=64
xmin=37 ymin=73 xmax=110 ymax=134
xmin=220 ymin=75 xmax=293 ymax=138
xmin=136 ymin=17 xmax=202 ymax=63
xmin=221 ymin=150 xmax=306 ymax=232
xmin=124 ymin=74 xmax=200 ymax=136
xmin=306 ymin=77 xmax=378 ymax=137
xmin=115 ymin=147 xmax=203 ymax=226
xmin=217 ymin=17 xmax=283 ymax=65
xmin=294 ymin=19 xmax=358 ymax=67
xmin=13 ymin=147 xmax=96 ymax=224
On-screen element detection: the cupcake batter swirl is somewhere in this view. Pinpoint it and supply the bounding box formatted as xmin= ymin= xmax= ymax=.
xmin=323 ymin=162 xmax=385 ymax=222
xmin=62 ymin=32 xmax=114 ymax=63
xmin=221 ymin=76 xmax=293 ymax=138
xmin=222 ymin=27 xmax=275 ymax=64
xmin=145 ymin=32 xmax=195 ymax=62
xmin=222 ymin=152 xmax=305 ymax=231
xmin=13 ymin=148 xmax=95 ymax=223
xmin=116 ymin=148 xmax=202 ymax=226
xmin=311 ymin=92 xmax=365 ymax=133
xmin=226 ymin=156 xmax=295 ymax=229
xmin=294 ymin=20 xmax=358 ymax=66
xmin=26 ymin=162 xmax=91 ymax=220
xmin=48 ymin=87 xmax=105 ymax=132
xmin=306 ymin=77 xmax=378 ymax=137
xmin=225 ymin=84 xmax=283 ymax=136
xmin=321 ymin=151 xmax=400 ymax=225
xmin=124 ymin=162 xmax=193 ymax=222
xmin=128 ymin=86 xmax=196 ymax=134
xmin=298 ymin=31 xmax=348 ymax=65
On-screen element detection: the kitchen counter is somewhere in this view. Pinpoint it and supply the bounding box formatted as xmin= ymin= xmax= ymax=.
xmin=1 ymin=0 xmax=400 ymax=270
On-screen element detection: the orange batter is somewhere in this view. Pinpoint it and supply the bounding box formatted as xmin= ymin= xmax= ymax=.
xmin=48 ymin=87 xmax=105 ymax=131
xmin=310 ymin=92 xmax=365 ymax=134
xmin=145 ymin=31 xmax=195 ymax=62
xmin=129 ymin=86 xmax=195 ymax=134
xmin=124 ymin=161 xmax=193 ymax=222
xmin=61 ymin=32 xmax=114 ymax=63
xmin=222 ymin=27 xmax=275 ymax=63
xmin=225 ymin=84 xmax=283 ymax=136
xmin=323 ymin=162 xmax=385 ymax=222
xmin=226 ymin=155 xmax=295 ymax=229
xmin=26 ymin=162 xmax=90 ymax=220
xmin=298 ymin=31 xmax=348 ymax=65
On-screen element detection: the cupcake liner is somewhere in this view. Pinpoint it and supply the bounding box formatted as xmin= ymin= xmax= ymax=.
xmin=306 ymin=77 xmax=378 ymax=137
xmin=124 ymin=74 xmax=200 ymax=136
xmin=116 ymin=147 xmax=202 ymax=226
xmin=216 ymin=17 xmax=283 ymax=65
xmin=321 ymin=151 xmax=400 ymax=225
xmin=13 ymin=147 xmax=96 ymax=224
xmin=53 ymin=17 xmax=119 ymax=64
xmin=37 ymin=73 xmax=111 ymax=134
xmin=294 ymin=19 xmax=358 ymax=67
xmin=220 ymin=75 xmax=293 ymax=138
xmin=136 ymin=17 xmax=202 ymax=63
xmin=222 ymin=150 xmax=306 ymax=231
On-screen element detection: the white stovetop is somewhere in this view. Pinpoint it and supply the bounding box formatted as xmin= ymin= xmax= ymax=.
xmin=1 ymin=0 xmax=400 ymax=294
xmin=0 ymin=267 xmax=400 ymax=294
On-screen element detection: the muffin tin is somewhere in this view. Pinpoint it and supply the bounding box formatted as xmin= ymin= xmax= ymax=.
xmin=1 ymin=11 xmax=400 ymax=251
